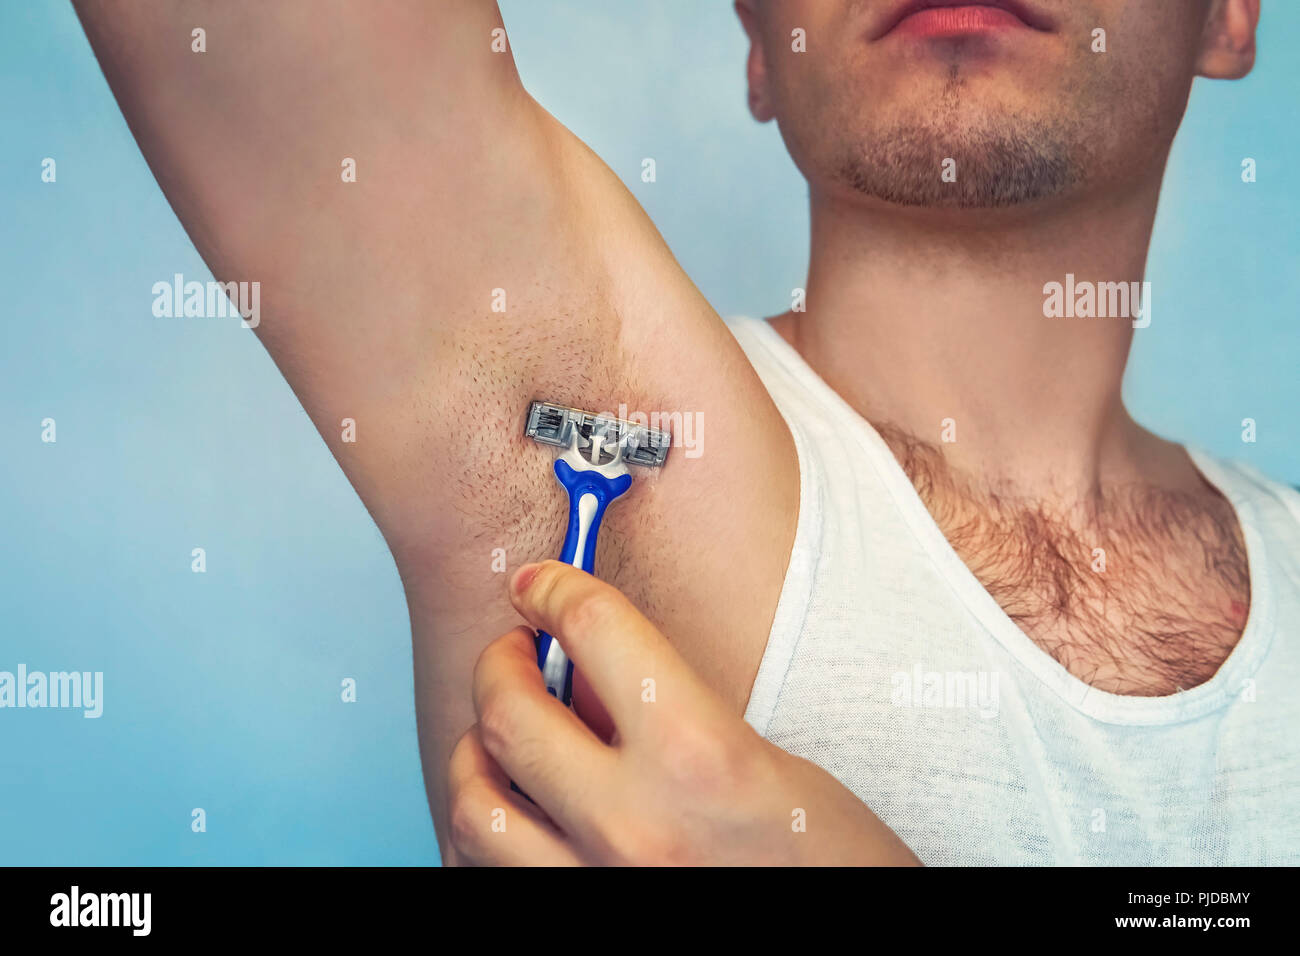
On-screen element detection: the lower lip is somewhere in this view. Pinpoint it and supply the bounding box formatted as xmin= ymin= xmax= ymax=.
xmin=890 ymin=5 xmax=1028 ymax=38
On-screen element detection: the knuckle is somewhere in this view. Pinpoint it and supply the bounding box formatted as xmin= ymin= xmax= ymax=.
xmin=599 ymin=820 xmax=687 ymax=867
xmin=472 ymin=632 xmax=514 ymax=689
xmin=447 ymin=727 xmax=476 ymax=778
xmin=448 ymin=784 xmax=490 ymax=858
xmin=475 ymin=687 xmax=522 ymax=757
xmin=471 ymin=631 xmax=530 ymax=718
xmin=469 ymin=651 xmax=497 ymax=706
xmin=663 ymin=722 xmax=761 ymax=797
xmin=556 ymin=587 xmax=621 ymax=647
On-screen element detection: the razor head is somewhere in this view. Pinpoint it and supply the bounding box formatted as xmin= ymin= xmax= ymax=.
xmin=525 ymin=401 xmax=670 ymax=468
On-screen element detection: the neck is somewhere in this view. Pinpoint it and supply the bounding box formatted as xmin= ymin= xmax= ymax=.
xmin=778 ymin=175 xmax=1198 ymax=498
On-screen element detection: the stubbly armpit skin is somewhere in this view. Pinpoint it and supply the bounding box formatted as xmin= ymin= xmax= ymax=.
xmin=399 ymin=394 xmax=784 ymax=863
xmin=371 ymin=279 xmax=796 ymax=861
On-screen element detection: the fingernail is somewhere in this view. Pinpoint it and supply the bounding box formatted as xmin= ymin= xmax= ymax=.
xmin=511 ymin=562 xmax=541 ymax=595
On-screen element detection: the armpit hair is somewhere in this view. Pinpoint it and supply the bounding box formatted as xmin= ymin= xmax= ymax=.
xmin=405 ymin=290 xmax=673 ymax=627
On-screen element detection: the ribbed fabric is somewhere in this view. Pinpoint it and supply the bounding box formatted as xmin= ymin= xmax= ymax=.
xmin=731 ymin=316 xmax=1300 ymax=865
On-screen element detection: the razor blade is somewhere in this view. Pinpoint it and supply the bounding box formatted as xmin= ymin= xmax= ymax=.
xmin=525 ymin=400 xmax=670 ymax=468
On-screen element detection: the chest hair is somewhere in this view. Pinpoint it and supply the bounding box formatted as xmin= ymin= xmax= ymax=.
xmin=878 ymin=425 xmax=1250 ymax=697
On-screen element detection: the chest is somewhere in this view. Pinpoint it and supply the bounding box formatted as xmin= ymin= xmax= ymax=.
xmin=938 ymin=499 xmax=1251 ymax=696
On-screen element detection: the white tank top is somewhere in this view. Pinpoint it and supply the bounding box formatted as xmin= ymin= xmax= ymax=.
xmin=729 ymin=316 xmax=1300 ymax=865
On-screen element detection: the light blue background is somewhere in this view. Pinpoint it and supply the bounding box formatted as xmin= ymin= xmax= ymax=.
xmin=2 ymin=1 xmax=1296 ymax=865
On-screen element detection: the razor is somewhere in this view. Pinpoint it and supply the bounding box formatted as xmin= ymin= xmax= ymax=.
xmin=523 ymin=400 xmax=670 ymax=704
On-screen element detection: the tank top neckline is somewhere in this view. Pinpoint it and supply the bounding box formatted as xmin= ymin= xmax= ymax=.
xmin=733 ymin=315 xmax=1275 ymax=727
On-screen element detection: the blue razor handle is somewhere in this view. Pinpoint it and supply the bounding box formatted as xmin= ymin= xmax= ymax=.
xmin=535 ymin=455 xmax=632 ymax=704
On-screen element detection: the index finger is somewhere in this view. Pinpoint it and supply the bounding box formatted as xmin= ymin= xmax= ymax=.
xmin=508 ymin=561 xmax=717 ymax=735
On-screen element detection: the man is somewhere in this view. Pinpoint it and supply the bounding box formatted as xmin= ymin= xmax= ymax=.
xmin=73 ymin=0 xmax=1296 ymax=865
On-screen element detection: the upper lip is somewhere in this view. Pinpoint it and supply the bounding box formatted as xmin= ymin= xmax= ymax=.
xmin=871 ymin=0 xmax=1056 ymax=40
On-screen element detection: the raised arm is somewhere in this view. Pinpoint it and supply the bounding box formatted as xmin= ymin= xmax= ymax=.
xmin=72 ymin=0 xmax=797 ymax=860
xmin=75 ymin=1 xmax=587 ymax=414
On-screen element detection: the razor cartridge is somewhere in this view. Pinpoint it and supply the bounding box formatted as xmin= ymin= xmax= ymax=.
xmin=525 ymin=401 xmax=671 ymax=469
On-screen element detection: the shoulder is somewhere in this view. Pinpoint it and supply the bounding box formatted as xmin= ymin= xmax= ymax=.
xmin=1193 ymin=450 xmax=1300 ymax=554
xmin=1205 ymin=453 xmax=1300 ymax=511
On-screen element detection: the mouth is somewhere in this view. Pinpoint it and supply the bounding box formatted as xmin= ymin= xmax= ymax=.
xmin=871 ymin=0 xmax=1056 ymax=41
